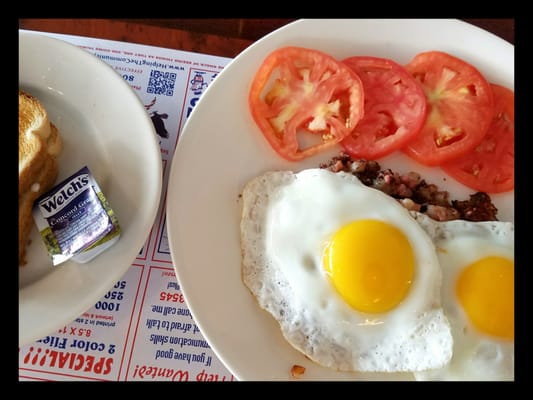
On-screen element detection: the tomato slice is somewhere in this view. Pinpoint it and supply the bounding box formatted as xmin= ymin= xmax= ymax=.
xmin=403 ymin=51 xmax=495 ymax=166
xmin=441 ymin=84 xmax=514 ymax=193
xmin=340 ymin=56 xmax=427 ymax=159
xmin=248 ymin=47 xmax=364 ymax=161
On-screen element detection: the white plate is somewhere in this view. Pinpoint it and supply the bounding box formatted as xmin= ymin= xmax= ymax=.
xmin=19 ymin=31 xmax=162 ymax=346
xmin=166 ymin=19 xmax=514 ymax=380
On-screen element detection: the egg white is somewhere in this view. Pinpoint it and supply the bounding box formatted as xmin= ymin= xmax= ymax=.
xmin=411 ymin=212 xmax=514 ymax=381
xmin=240 ymin=168 xmax=453 ymax=373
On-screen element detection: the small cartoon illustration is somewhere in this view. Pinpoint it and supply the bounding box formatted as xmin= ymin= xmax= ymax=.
xmin=144 ymin=97 xmax=169 ymax=139
xmin=190 ymin=73 xmax=208 ymax=92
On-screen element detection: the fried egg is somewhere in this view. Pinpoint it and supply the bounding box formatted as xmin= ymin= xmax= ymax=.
xmin=411 ymin=213 xmax=514 ymax=381
xmin=240 ymin=168 xmax=452 ymax=372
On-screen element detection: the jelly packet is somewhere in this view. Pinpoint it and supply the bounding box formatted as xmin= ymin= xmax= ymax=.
xmin=32 ymin=166 xmax=121 ymax=266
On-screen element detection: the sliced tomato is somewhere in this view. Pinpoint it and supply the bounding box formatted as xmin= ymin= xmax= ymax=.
xmin=403 ymin=51 xmax=495 ymax=166
xmin=441 ymin=84 xmax=514 ymax=193
xmin=340 ymin=56 xmax=427 ymax=159
xmin=248 ymin=47 xmax=364 ymax=161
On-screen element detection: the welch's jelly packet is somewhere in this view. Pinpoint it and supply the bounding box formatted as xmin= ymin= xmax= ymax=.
xmin=32 ymin=166 xmax=121 ymax=266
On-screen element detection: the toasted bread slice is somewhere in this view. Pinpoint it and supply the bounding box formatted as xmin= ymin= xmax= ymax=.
xmin=19 ymin=91 xmax=62 ymax=195
xmin=18 ymin=156 xmax=58 ymax=265
xmin=47 ymin=123 xmax=62 ymax=157
xmin=18 ymin=90 xmax=62 ymax=265
xmin=19 ymin=90 xmax=50 ymax=194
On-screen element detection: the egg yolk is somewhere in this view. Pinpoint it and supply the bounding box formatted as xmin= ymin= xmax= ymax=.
xmin=323 ymin=219 xmax=414 ymax=313
xmin=456 ymin=256 xmax=514 ymax=340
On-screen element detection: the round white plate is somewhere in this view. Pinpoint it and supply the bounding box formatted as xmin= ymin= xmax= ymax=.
xmin=19 ymin=31 xmax=162 ymax=346
xmin=166 ymin=19 xmax=514 ymax=380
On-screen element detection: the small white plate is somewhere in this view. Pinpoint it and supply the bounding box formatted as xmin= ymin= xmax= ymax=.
xmin=19 ymin=31 xmax=162 ymax=346
xmin=166 ymin=19 xmax=514 ymax=380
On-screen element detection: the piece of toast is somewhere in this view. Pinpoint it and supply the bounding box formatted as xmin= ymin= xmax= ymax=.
xmin=19 ymin=91 xmax=61 ymax=194
xmin=18 ymin=156 xmax=58 ymax=265
xmin=18 ymin=90 xmax=62 ymax=265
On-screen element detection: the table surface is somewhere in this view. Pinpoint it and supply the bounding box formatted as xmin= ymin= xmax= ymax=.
xmin=19 ymin=18 xmax=514 ymax=58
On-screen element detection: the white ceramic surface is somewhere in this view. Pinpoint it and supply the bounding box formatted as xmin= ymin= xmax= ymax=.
xmin=166 ymin=19 xmax=514 ymax=380
xmin=19 ymin=31 xmax=163 ymax=346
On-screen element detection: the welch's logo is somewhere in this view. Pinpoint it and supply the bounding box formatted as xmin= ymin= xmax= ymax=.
xmin=38 ymin=173 xmax=91 ymax=217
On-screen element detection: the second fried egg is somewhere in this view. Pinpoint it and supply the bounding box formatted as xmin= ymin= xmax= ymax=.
xmin=240 ymin=168 xmax=453 ymax=372
xmin=411 ymin=213 xmax=514 ymax=381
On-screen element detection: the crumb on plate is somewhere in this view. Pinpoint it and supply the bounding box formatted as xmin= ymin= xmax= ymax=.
xmin=291 ymin=364 xmax=306 ymax=378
